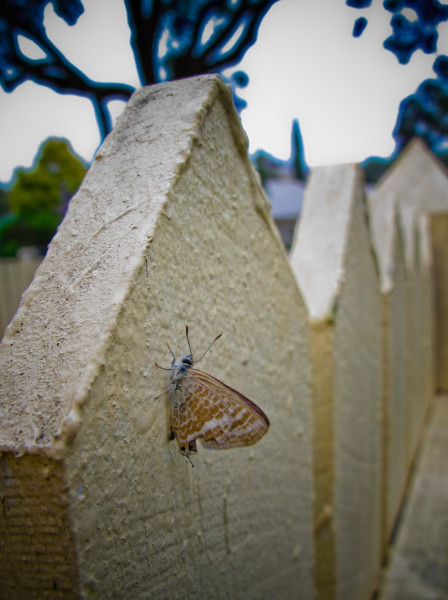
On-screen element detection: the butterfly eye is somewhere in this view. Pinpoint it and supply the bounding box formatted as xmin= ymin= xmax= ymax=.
xmin=182 ymin=356 xmax=193 ymax=367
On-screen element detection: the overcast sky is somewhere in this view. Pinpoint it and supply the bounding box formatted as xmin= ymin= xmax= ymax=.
xmin=1 ymin=0 xmax=447 ymax=183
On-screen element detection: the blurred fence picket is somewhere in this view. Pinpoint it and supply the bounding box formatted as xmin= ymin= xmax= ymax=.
xmin=290 ymin=164 xmax=382 ymax=600
xmin=0 ymin=258 xmax=41 ymax=339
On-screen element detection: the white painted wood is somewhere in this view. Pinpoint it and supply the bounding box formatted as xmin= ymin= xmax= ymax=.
xmin=291 ymin=164 xmax=382 ymax=600
xmin=0 ymin=76 xmax=314 ymax=599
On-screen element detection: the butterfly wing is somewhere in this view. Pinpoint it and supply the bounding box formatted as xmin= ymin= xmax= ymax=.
xmin=169 ymin=368 xmax=269 ymax=452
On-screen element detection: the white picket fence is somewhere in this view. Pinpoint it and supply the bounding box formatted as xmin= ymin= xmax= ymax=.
xmin=0 ymin=75 xmax=447 ymax=600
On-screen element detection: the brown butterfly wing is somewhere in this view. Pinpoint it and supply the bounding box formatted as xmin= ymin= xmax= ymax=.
xmin=170 ymin=368 xmax=269 ymax=451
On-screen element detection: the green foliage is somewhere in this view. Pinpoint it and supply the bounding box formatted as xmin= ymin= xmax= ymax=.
xmin=361 ymin=155 xmax=395 ymax=184
xmin=9 ymin=139 xmax=86 ymax=215
xmin=0 ymin=138 xmax=86 ymax=257
xmin=252 ymin=150 xmax=282 ymax=186
xmin=0 ymin=187 xmax=8 ymax=216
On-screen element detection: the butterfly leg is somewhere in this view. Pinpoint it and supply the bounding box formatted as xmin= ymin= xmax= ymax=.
xmin=179 ymin=445 xmax=195 ymax=467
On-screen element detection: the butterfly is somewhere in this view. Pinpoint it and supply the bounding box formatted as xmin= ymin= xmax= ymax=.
xmin=156 ymin=326 xmax=270 ymax=465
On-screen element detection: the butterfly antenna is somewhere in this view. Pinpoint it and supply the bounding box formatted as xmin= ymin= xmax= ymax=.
xmin=166 ymin=342 xmax=176 ymax=361
xmin=194 ymin=332 xmax=223 ymax=364
xmin=185 ymin=324 xmax=193 ymax=357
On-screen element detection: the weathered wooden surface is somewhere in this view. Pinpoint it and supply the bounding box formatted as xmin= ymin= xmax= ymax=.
xmin=290 ymin=164 xmax=382 ymax=600
xmin=380 ymin=395 xmax=448 ymax=600
xmin=0 ymin=75 xmax=314 ymax=599
xmin=0 ymin=454 xmax=81 ymax=599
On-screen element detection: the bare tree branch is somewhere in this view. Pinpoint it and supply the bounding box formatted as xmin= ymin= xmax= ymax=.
xmin=0 ymin=0 xmax=278 ymax=139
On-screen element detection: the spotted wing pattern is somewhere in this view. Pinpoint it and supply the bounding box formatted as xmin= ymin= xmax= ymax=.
xmin=169 ymin=368 xmax=269 ymax=455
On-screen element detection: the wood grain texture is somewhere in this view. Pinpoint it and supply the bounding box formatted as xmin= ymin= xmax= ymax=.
xmin=0 ymin=454 xmax=81 ymax=600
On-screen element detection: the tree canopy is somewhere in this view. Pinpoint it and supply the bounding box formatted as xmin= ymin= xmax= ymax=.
xmin=0 ymin=0 xmax=278 ymax=139
xmin=2 ymin=1 xmax=448 ymax=184
xmin=347 ymin=0 xmax=448 ymax=170
xmin=0 ymin=138 xmax=86 ymax=256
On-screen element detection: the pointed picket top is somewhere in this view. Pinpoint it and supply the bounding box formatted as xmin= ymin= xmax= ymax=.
xmin=373 ymin=138 xmax=448 ymax=269
xmin=0 ymin=75 xmax=314 ymax=599
xmin=0 ymin=75 xmax=271 ymax=458
xmin=290 ymin=164 xmax=366 ymax=320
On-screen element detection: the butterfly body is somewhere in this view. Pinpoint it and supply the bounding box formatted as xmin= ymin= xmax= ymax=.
xmin=161 ymin=328 xmax=270 ymax=462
